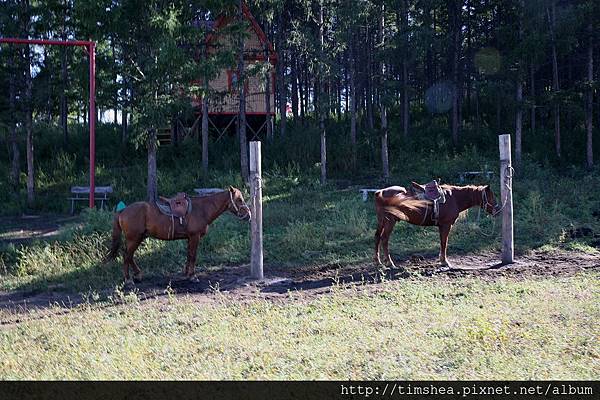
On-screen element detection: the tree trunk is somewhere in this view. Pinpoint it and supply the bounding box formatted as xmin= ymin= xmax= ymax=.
xmin=349 ymin=27 xmax=357 ymax=168
xmin=9 ymin=46 xmax=20 ymax=194
xmin=60 ymin=40 xmax=68 ymax=145
xmin=121 ymin=109 xmax=128 ymax=144
xmin=299 ymin=57 xmax=305 ymax=125
xmin=24 ymin=44 xmax=35 ymax=208
xmin=264 ymin=42 xmax=273 ymax=141
xmin=276 ymin=11 xmax=286 ymax=138
xmin=547 ymin=2 xmax=560 ymax=158
xmin=238 ymin=0 xmax=249 ymax=182
xmin=318 ymin=2 xmax=326 ymax=185
xmin=496 ymin=89 xmax=501 ymax=133
xmin=291 ymin=53 xmax=298 ymax=119
xmin=202 ymin=90 xmax=209 ymax=176
xmin=201 ymin=42 xmax=209 ymax=175
xmin=402 ymin=61 xmax=409 ymax=138
xmin=449 ymin=0 xmax=461 ymax=146
xmin=530 ymin=62 xmax=535 ymax=134
xmin=366 ymin=26 xmax=374 ymax=131
xmin=147 ymin=128 xmax=157 ymax=202
xmin=515 ymin=1 xmax=523 ymax=168
xmin=424 ymin=5 xmax=434 ymax=88
xmin=112 ymin=40 xmax=118 ymax=124
xmin=379 ymin=4 xmax=389 ymax=181
xmin=475 ymin=84 xmax=481 ymax=134
xmin=401 ymin=0 xmax=410 ymax=138
xmin=585 ymin=20 xmax=594 ymax=169
xmin=515 ymin=81 xmax=523 ymax=167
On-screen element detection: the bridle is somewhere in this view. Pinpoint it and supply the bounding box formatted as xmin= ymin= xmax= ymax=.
xmin=481 ymin=189 xmax=501 ymax=217
xmin=229 ymin=190 xmax=251 ymax=220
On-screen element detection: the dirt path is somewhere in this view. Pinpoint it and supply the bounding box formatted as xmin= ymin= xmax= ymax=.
xmin=1 ymin=249 xmax=598 ymax=324
xmin=0 ymin=214 xmax=77 ymax=244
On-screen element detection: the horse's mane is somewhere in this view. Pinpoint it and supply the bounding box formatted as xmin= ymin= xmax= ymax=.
xmin=190 ymin=190 xmax=227 ymax=200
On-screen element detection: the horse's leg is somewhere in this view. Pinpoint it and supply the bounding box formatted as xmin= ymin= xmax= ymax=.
xmin=382 ymin=218 xmax=397 ymax=268
xmin=374 ymin=218 xmax=384 ymax=265
xmin=124 ymin=236 xmax=144 ymax=282
xmin=185 ymin=234 xmax=200 ymax=279
xmin=438 ymin=224 xmax=453 ymax=268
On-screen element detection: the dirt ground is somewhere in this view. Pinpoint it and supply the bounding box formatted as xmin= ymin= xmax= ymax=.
xmin=1 ymin=214 xmax=599 ymax=323
xmin=1 ymin=246 xmax=598 ymax=324
xmin=0 ymin=214 xmax=77 ymax=244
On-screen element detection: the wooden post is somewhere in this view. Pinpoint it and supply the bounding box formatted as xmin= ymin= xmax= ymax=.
xmin=499 ymin=134 xmax=514 ymax=264
xmin=249 ymin=141 xmax=264 ymax=279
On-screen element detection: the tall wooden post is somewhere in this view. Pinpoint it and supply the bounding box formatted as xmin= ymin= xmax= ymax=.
xmin=499 ymin=134 xmax=514 ymax=264
xmin=249 ymin=141 xmax=264 ymax=279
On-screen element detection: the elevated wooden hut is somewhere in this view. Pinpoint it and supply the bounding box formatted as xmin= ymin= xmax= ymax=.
xmin=161 ymin=3 xmax=277 ymax=145
xmin=193 ymin=3 xmax=277 ymax=142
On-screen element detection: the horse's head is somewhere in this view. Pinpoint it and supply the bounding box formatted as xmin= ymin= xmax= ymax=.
xmin=481 ymin=185 xmax=500 ymax=216
xmin=228 ymin=186 xmax=251 ymax=221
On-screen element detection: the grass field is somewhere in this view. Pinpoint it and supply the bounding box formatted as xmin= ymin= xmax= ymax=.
xmin=1 ymin=127 xmax=599 ymax=380
xmin=1 ymin=168 xmax=599 ymax=294
xmin=1 ymin=274 xmax=598 ymax=380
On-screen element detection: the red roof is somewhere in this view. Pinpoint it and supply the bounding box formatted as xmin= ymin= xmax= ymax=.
xmin=206 ymin=2 xmax=277 ymax=64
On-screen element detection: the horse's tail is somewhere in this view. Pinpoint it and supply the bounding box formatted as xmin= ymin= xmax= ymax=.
xmin=103 ymin=213 xmax=122 ymax=263
xmin=374 ymin=190 xmax=409 ymax=222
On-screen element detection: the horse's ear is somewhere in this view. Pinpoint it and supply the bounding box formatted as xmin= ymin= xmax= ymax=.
xmin=229 ymin=186 xmax=235 ymax=193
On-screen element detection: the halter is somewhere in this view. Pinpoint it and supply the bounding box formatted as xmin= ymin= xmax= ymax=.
xmin=481 ymin=189 xmax=501 ymax=217
xmin=229 ymin=190 xmax=251 ymax=220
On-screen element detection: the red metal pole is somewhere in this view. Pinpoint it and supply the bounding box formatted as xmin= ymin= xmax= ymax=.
xmin=89 ymin=43 xmax=96 ymax=208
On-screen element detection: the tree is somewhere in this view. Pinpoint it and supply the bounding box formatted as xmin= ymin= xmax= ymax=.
xmin=583 ymin=4 xmax=594 ymax=169
xmin=547 ymin=0 xmax=561 ymax=158
xmin=237 ymin=0 xmax=249 ymax=183
xmin=110 ymin=0 xmax=212 ymax=200
xmin=318 ymin=0 xmax=326 ymax=185
xmin=379 ymin=2 xmax=389 ymax=181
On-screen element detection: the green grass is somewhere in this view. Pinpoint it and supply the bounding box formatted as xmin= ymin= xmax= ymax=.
xmin=0 ymin=274 xmax=598 ymax=379
xmin=1 ymin=165 xmax=599 ymax=293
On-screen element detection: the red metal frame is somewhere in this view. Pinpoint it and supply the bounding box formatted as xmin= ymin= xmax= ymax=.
xmin=0 ymin=38 xmax=97 ymax=208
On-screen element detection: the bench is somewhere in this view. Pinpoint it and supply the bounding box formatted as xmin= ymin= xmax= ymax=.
xmin=193 ymin=188 xmax=225 ymax=197
xmin=459 ymin=171 xmax=494 ymax=183
xmin=68 ymin=186 xmax=113 ymax=214
xmin=359 ymin=188 xmax=379 ymax=202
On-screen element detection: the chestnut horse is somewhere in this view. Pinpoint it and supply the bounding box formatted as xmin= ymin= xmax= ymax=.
xmin=374 ymin=184 xmax=499 ymax=268
xmin=104 ymin=186 xmax=251 ymax=282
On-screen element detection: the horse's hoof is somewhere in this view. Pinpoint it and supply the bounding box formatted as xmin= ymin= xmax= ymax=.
xmin=123 ymin=278 xmax=135 ymax=288
xmin=398 ymin=270 xmax=412 ymax=279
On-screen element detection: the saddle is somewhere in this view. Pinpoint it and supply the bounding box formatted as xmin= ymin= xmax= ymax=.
xmin=411 ymin=180 xmax=447 ymax=224
xmin=156 ymin=192 xmax=192 ymax=226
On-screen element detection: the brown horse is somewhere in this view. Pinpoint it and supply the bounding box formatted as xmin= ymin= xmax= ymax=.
xmin=104 ymin=186 xmax=251 ymax=282
xmin=374 ymin=183 xmax=499 ymax=268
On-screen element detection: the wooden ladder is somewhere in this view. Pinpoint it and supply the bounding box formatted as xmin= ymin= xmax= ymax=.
xmin=157 ymin=127 xmax=172 ymax=145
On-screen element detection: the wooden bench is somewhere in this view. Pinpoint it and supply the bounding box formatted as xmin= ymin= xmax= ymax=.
xmin=68 ymin=186 xmax=113 ymax=214
xmin=359 ymin=188 xmax=379 ymax=202
xmin=193 ymin=188 xmax=224 ymax=197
